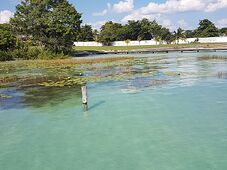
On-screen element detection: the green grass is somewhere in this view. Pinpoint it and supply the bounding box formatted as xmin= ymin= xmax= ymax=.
xmin=74 ymin=43 xmax=227 ymax=51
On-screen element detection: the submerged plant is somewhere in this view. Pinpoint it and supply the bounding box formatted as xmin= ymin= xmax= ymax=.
xmin=0 ymin=84 xmax=10 ymax=88
xmin=38 ymin=77 xmax=85 ymax=87
xmin=0 ymin=93 xmax=12 ymax=99
xmin=198 ymin=56 xmax=227 ymax=61
xmin=0 ymin=57 xmax=136 ymax=88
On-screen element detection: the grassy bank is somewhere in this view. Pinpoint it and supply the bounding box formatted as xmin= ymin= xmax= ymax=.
xmin=74 ymin=43 xmax=227 ymax=51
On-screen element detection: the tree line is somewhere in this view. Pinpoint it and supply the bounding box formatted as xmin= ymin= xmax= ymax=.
xmin=78 ymin=19 xmax=227 ymax=45
xmin=1 ymin=0 xmax=227 ymax=61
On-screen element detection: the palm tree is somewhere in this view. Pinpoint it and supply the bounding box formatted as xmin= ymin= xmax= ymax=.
xmin=125 ymin=39 xmax=131 ymax=47
xmin=154 ymin=36 xmax=161 ymax=45
xmin=93 ymin=29 xmax=99 ymax=42
xmin=174 ymin=28 xmax=185 ymax=44
xmin=137 ymin=36 xmax=142 ymax=45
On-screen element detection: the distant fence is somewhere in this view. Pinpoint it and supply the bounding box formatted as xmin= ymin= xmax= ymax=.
xmin=74 ymin=41 xmax=103 ymax=46
xmin=74 ymin=36 xmax=227 ymax=47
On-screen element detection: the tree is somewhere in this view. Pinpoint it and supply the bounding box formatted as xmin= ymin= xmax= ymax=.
xmin=10 ymin=0 xmax=82 ymax=53
xmin=77 ymin=25 xmax=94 ymax=41
xmin=93 ymin=29 xmax=99 ymax=42
xmin=174 ymin=28 xmax=185 ymax=44
xmin=0 ymin=24 xmax=16 ymax=51
xmin=99 ymin=21 xmax=122 ymax=45
xmin=137 ymin=36 xmax=142 ymax=45
xmin=139 ymin=18 xmax=152 ymax=40
xmin=125 ymin=39 xmax=130 ymax=47
xmin=150 ymin=20 xmax=162 ymax=39
xmin=159 ymin=27 xmax=173 ymax=44
xmin=115 ymin=26 xmax=130 ymax=41
xmin=125 ymin=20 xmax=141 ymax=40
xmin=220 ymin=28 xmax=227 ymax=36
xmin=194 ymin=19 xmax=219 ymax=37
xmin=185 ymin=30 xmax=195 ymax=38
xmin=154 ymin=36 xmax=161 ymax=45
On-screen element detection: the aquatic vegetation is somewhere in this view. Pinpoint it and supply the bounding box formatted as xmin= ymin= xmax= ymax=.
xmin=0 ymin=57 xmax=133 ymax=69
xmin=0 ymin=93 xmax=12 ymax=99
xmin=1 ymin=53 xmax=227 ymax=90
xmin=20 ymin=86 xmax=82 ymax=108
xmin=197 ymin=55 xmax=227 ymax=61
xmin=150 ymin=79 xmax=169 ymax=86
xmin=164 ymin=72 xmax=181 ymax=77
xmin=217 ymin=72 xmax=227 ymax=79
xmin=0 ymin=84 xmax=10 ymax=88
xmin=38 ymin=77 xmax=85 ymax=87
xmin=0 ymin=57 xmax=136 ymax=87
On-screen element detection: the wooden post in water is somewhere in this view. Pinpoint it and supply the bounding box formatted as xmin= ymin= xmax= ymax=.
xmin=81 ymin=86 xmax=88 ymax=111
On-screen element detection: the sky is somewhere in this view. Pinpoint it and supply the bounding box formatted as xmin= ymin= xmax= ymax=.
xmin=0 ymin=0 xmax=227 ymax=31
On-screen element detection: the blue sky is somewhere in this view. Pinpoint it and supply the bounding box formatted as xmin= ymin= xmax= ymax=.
xmin=1 ymin=0 xmax=227 ymax=30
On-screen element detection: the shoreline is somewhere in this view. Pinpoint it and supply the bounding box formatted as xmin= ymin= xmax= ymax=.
xmin=74 ymin=43 xmax=227 ymax=56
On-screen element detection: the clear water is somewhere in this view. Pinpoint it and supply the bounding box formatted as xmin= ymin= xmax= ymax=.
xmin=1 ymin=52 xmax=227 ymax=170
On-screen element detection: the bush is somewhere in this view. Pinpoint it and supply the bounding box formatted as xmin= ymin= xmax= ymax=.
xmin=10 ymin=47 xmax=29 ymax=59
xmin=38 ymin=50 xmax=69 ymax=60
xmin=0 ymin=45 xmax=69 ymax=61
xmin=0 ymin=51 xmax=13 ymax=61
xmin=0 ymin=24 xmax=16 ymax=51
xmin=27 ymin=47 xmax=41 ymax=59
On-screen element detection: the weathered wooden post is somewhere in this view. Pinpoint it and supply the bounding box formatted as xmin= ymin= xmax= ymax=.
xmin=81 ymin=86 xmax=88 ymax=111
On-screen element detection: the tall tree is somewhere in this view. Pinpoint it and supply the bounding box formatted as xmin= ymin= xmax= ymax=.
xmin=185 ymin=30 xmax=195 ymax=38
xmin=10 ymin=0 xmax=82 ymax=53
xmin=99 ymin=21 xmax=122 ymax=45
xmin=194 ymin=19 xmax=219 ymax=37
xmin=220 ymin=28 xmax=227 ymax=36
xmin=139 ymin=18 xmax=152 ymax=40
xmin=125 ymin=20 xmax=141 ymax=40
xmin=149 ymin=20 xmax=162 ymax=39
xmin=93 ymin=29 xmax=99 ymax=42
xmin=77 ymin=25 xmax=94 ymax=41
xmin=174 ymin=28 xmax=185 ymax=44
xmin=159 ymin=27 xmax=173 ymax=44
xmin=0 ymin=24 xmax=16 ymax=51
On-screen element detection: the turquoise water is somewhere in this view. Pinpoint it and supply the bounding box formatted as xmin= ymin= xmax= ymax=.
xmin=1 ymin=52 xmax=227 ymax=170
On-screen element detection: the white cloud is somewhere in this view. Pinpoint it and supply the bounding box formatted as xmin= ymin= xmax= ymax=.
xmin=0 ymin=10 xmax=13 ymax=24
xmin=9 ymin=0 xmax=21 ymax=4
xmin=92 ymin=0 xmax=227 ymax=31
xmin=122 ymin=0 xmax=227 ymax=22
xmin=161 ymin=19 xmax=175 ymax=30
xmin=136 ymin=0 xmax=227 ymax=14
xmin=93 ymin=9 xmax=108 ymax=16
xmin=112 ymin=0 xmax=134 ymax=13
xmin=121 ymin=0 xmax=207 ymax=25
xmin=177 ymin=19 xmax=189 ymax=29
xmin=0 ymin=10 xmax=14 ymax=24
xmin=93 ymin=0 xmax=134 ymax=16
xmin=216 ymin=19 xmax=227 ymax=28
xmin=121 ymin=11 xmax=157 ymax=23
xmin=138 ymin=0 xmax=205 ymax=15
xmin=93 ymin=3 xmax=111 ymax=16
xmin=120 ymin=0 xmax=227 ymax=30
xmin=89 ymin=20 xmax=108 ymax=30
xmin=206 ymin=0 xmax=227 ymax=12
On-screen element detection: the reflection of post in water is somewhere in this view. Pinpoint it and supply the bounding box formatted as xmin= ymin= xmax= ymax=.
xmin=81 ymin=86 xmax=88 ymax=111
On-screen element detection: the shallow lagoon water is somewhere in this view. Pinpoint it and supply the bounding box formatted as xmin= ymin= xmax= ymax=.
xmin=1 ymin=52 xmax=227 ymax=170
